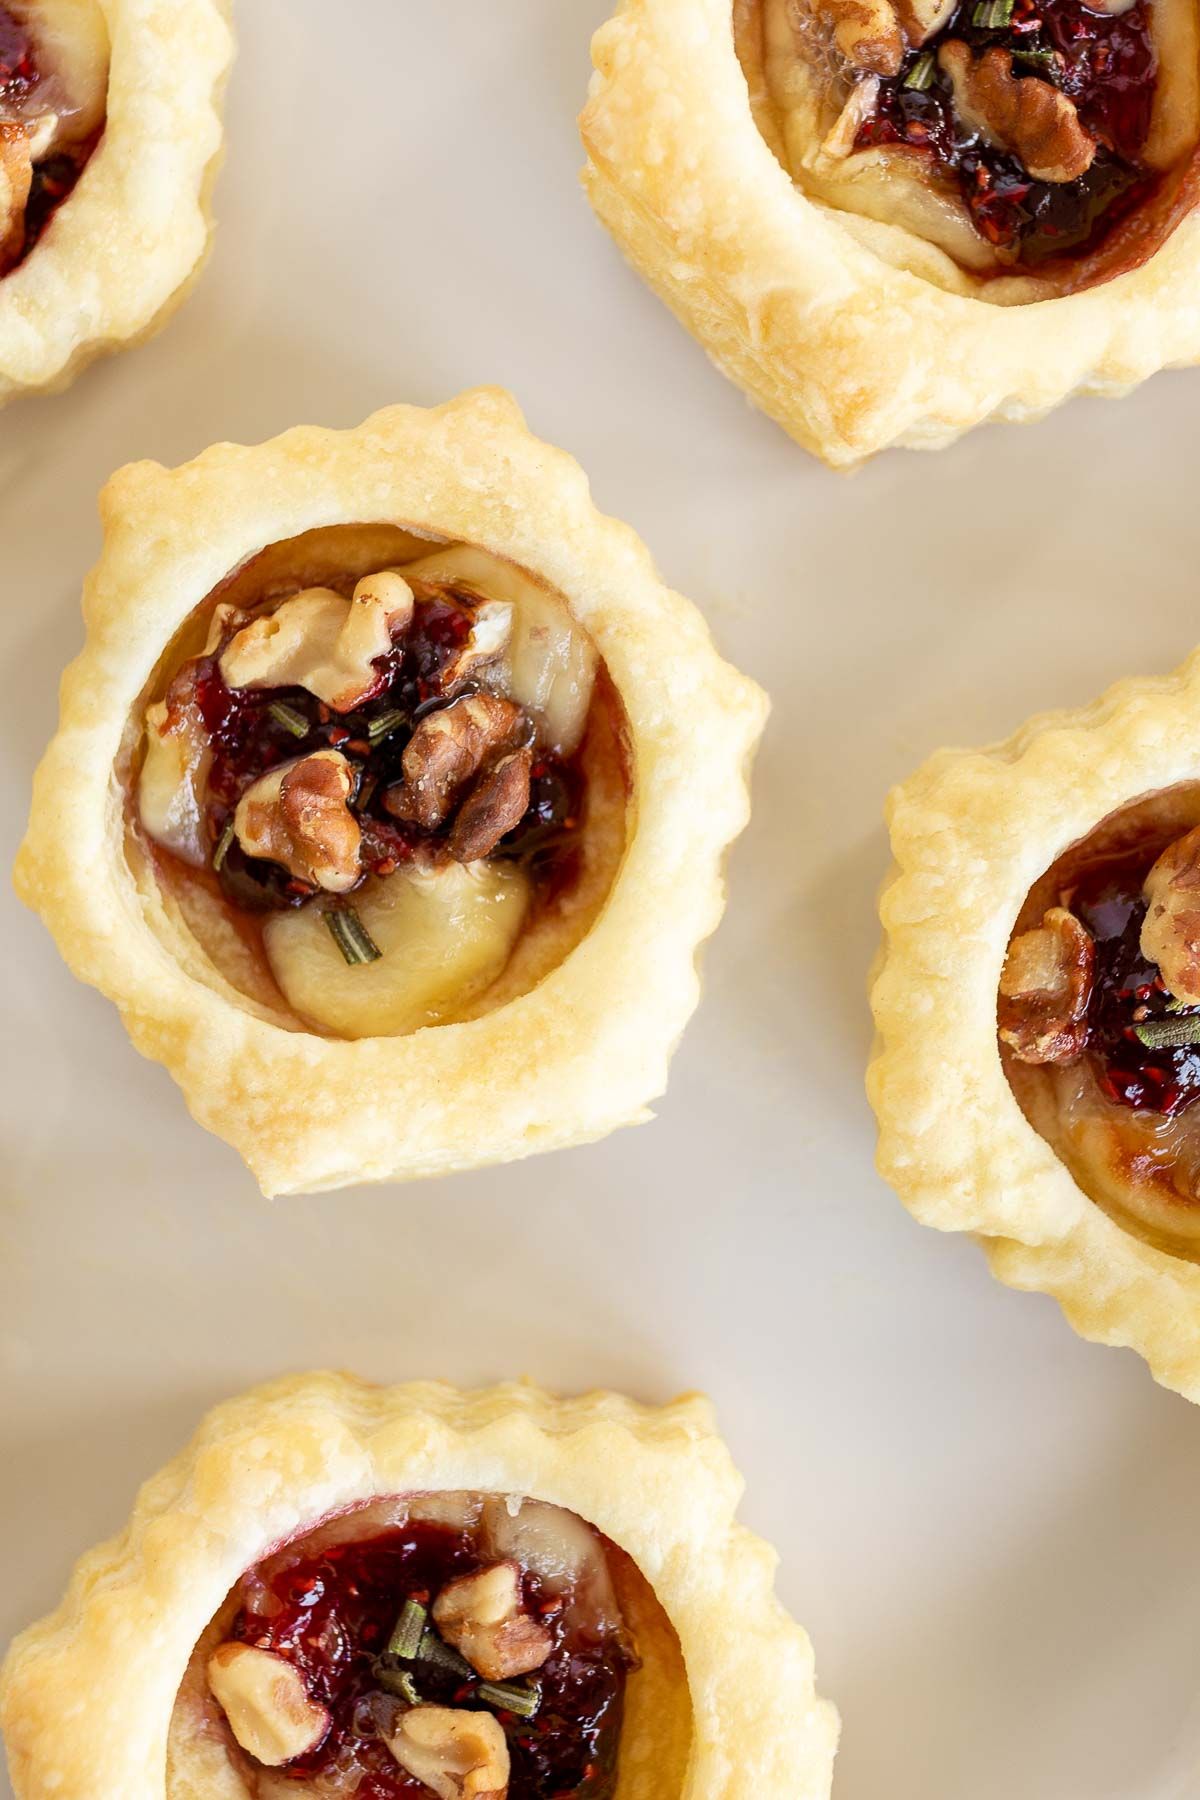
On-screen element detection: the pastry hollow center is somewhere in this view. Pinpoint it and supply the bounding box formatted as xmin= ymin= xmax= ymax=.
xmin=185 ymin=1495 xmax=639 ymax=1800
xmin=124 ymin=527 xmax=631 ymax=1041
xmin=1000 ymin=783 xmax=1200 ymax=1254
xmin=737 ymin=0 xmax=1200 ymax=291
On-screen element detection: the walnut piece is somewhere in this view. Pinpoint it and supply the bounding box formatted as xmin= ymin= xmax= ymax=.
xmin=219 ymin=571 xmax=414 ymax=713
xmin=938 ymin=42 xmax=1096 ymax=183
xmin=897 ymin=0 xmax=956 ymax=39
xmin=814 ymin=0 xmax=904 ymax=74
xmin=437 ymin=598 xmax=514 ymax=696
xmin=207 ymin=1643 xmax=329 ymax=1767
xmin=998 ymin=906 xmax=1095 ymax=1065
xmin=1141 ymin=827 xmax=1200 ymax=1006
xmin=432 ymin=1561 xmax=554 ymax=1682
xmin=386 ymin=694 xmax=525 ymax=833
xmin=234 ymin=750 xmax=361 ymax=893
xmin=385 ymin=1705 xmax=510 ymax=1800
xmin=449 ymin=747 xmax=534 ymax=864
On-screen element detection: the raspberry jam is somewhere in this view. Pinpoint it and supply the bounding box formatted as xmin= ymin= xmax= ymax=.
xmin=1065 ymin=844 xmax=1200 ymax=1118
xmin=0 ymin=4 xmax=101 ymax=272
xmin=855 ymin=0 xmax=1160 ymax=264
xmin=178 ymin=590 xmax=584 ymax=913
xmin=222 ymin=1513 xmax=634 ymax=1798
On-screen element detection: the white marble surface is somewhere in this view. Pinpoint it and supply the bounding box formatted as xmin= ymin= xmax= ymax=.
xmin=4 ymin=3 xmax=1200 ymax=1796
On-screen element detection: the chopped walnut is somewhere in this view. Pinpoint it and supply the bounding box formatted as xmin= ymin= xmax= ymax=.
xmin=998 ymin=906 xmax=1095 ymax=1065
xmin=385 ymin=694 xmax=525 ymax=832
xmin=437 ymin=599 xmax=514 ymax=697
xmin=897 ymin=0 xmax=956 ymax=40
xmin=0 ymin=124 xmax=32 ymax=267
xmin=822 ymin=77 xmax=881 ymax=158
xmin=203 ymin=601 xmax=252 ymax=656
xmin=938 ymin=42 xmax=1096 ymax=183
xmin=1141 ymin=827 xmax=1200 ymax=1006
xmin=385 ymin=1705 xmax=510 ymax=1800
xmin=432 ymin=1561 xmax=554 ymax=1682
xmin=207 ymin=1643 xmax=329 ymax=1767
xmin=219 ymin=571 xmax=414 ymax=713
xmin=234 ymin=750 xmax=361 ymax=893
xmin=449 ymin=747 xmax=533 ymax=864
xmin=815 ymin=0 xmax=904 ymax=74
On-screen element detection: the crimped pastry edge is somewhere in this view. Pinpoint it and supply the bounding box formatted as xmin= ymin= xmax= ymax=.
xmin=869 ymin=645 xmax=1200 ymax=1399
xmin=14 ymin=386 xmax=769 ymax=1194
xmin=579 ymin=0 xmax=1200 ymax=468
xmin=0 ymin=1374 xmax=839 ymax=1800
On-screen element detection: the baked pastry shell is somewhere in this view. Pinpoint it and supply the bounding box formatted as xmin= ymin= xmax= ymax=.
xmin=0 ymin=1374 xmax=839 ymax=1800
xmin=0 ymin=0 xmax=233 ymax=406
xmin=14 ymin=388 xmax=768 ymax=1195
xmin=869 ymin=645 xmax=1200 ymax=1399
xmin=580 ymin=0 xmax=1200 ymax=469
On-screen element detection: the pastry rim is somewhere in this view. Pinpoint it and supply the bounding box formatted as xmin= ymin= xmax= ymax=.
xmin=579 ymin=0 xmax=1200 ymax=469
xmin=869 ymin=643 xmax=1200 ymax=1401
xmin=0 ymin=1373 xmax=840 ymax=1800
xmin=0 ymin=0 xmax=233 ymax=406
xmin=14 ymin=387 xmax=769 ymax=1195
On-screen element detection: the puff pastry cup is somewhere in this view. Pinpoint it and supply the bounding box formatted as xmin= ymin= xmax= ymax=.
xmin=581 ymin=0 xmax=1200 ymax=468
xmin=868 ymin=645 xmax=1200 ymax=1400
xmin=0 ymin=1375 xmax=839 ymax=1800
xmin=15 ymin=388 xmax=768 ymax=1195
xmin=0 ymin=0 xmax=232 ymax=406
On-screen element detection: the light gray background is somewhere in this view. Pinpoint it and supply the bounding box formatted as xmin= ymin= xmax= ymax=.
xmin=4 ymin=3 xmax=1200 ymax=1796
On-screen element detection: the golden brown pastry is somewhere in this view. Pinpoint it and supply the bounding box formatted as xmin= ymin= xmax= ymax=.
xmin=581 ymin=0 xmax=1200 ymax=466
xmin=0 ymin=0 xmax=231 ymax=405
xmin=15 ymin=389 xmax=768 ymax=1194
xmin=870 ymin=644 xmax=1200 ymax=1399
xmin=0 ymin=1375 xmax=840 ymax=1800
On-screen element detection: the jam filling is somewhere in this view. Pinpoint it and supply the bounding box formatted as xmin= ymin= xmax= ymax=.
xmin=855 ymin=0 xmax=1159 ymax=263
xmin=1036 ymin=838 xmax=1200 ymax=1117
xmin=0 ymin=4 xmax=100 ymax=271
xmin=225 ymin=1519 xmax=634 ymax=1799
xmin=168 ymin=589 xmax=584 ymax=915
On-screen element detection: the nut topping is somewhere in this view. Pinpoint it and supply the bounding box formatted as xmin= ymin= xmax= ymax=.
xmin=938 ymin=42 xmax=1096 ymax=183
xmin=385 ymin=1705 xmax=510 ymax=1800
xmin=1141 ymin=826 xmax=1200 ymax=1007
xmin=449 ymin=747 xmax=534 ymax=864
xmin=207 ymin=1642 xmax=330 ymax=1767
xmin=816 ymin=0 xmax=905 ymax=75
xmin=432 ymin=1562 xmax=554 ymax=1682
xmin=234 ymin=749 xmax=361 ymax=893
xmin=437 ymin=599 xmax=514 ymax=697
xmin=219 ymin=572 xmax=415 ymax=713
xmin=998 ymin=906 xmax=1095 ymax=1065
xmin=385 ymin=694 xmax=525 ymax=833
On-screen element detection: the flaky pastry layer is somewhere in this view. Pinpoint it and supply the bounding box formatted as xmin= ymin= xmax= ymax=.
xmin=0 ymin=0 xmax=233 ymax=405
xmin=14 ymin=388 xmax=768 ymax=1194
xmin=870 ymin=644 xmax=1200 ymax=1399
xmin=580 ymin=0 xmax=1200 ymax=467
xmin=0 ymin=1374 xmax=839 ymax=1800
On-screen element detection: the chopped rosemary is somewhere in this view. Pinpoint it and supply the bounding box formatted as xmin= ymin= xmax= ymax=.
xmin=1133 ymin=1016 xmax=1200 ymax=1050
xmin=387 ymin=1598 xmax=427 ymax=1661
xmin=375 ymin=1665 xmax=421 ymax=1705
xmin=1010 ymin=45 xmax=1060 ymax=74
xmin=477 ymin=1681 xmax=540 ymax=1719
xmin=904 ymin=51 xmax=936 ymax=89
xmin=416 ymin=1630 xmax=474 ymax=1678
xmin=354 ymin=771 xmax=379 ymax=814
xmin=368 ymin=708 xmax=407 ymax=746
xmin=211 ymin=818 xmax=236 ymax=872
xmin=323 ymin=906 xmax=382 ymax=966
xmin=972 ymin=0 xmax=1013 ymax=24
xmin=267 ymin=699 xmax=310 ymax=738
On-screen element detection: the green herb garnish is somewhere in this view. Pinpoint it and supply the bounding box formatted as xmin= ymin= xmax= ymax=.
xmin=416 ymin=1630 xmax=474 ymax=1678
xmin=267 ymin=699 xmax=310 ymax=738
xmin=376 ymin=1665 xmax=421 ymax=1705
xmin=387 ymin=1599 xmax=427 ymax=1661
xmin=477 ymin=1681 xmax=540 ymax=1719
xmin=904 ymin=50 xmax=936 ymax=89
xmin=972 ymin=0 xmax=1014 ymax=25
xmin=368 ymin=709 xmax=407 ymax=747
xmin=1134 ymin=1016 xmax=1200 ymax=1050
xmin=323 ymin=906 xmax=382 ymax=966
xmin=211 ymin=818 xmax=236 ymax=872
xmin=1010 ymin=45 xmax=1060 ymax=75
